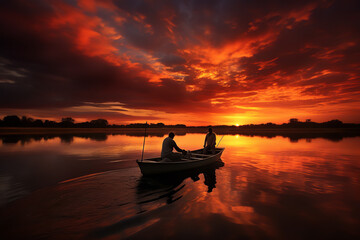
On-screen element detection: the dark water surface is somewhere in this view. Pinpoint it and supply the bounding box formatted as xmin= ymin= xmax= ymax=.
xmin=1 ymin=133 xmax=360 ymax=239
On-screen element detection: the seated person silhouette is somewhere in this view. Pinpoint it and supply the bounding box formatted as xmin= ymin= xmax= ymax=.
xmin=161 ymin=132 xmax=186 ymax=161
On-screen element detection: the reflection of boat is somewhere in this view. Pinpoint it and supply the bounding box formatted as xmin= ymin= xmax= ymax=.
xmin=91 ymin=161 xmax=224 ymax=239
xmin=136 ymin=160 xmax=225 ymax=205
xmin=136 ymin=148 xmax=225 ymax=175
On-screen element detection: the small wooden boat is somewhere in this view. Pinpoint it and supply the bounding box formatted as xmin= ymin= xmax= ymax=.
xmin=136 ymin=148 xmax=225 ymax=175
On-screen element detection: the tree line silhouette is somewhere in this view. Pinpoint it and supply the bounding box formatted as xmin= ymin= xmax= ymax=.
xmin=0 ymin=115 xmax=186 ymax=128
xmin=0 ymin=115 xmax=359 ymax=128
xmin=212 ymin=118 xmax=359 ymax=129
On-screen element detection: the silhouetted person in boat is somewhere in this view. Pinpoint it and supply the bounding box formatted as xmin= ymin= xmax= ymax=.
xmin=203 ymin=128 xmax=216 ymax=154
xmin=161 ymin=132 xmax=186 ymax=161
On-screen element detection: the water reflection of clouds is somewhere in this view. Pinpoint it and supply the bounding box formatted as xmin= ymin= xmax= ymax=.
xmin=206 ymin=135 xmax=360 ymax=237
xmin=1 ymin=134 xmax=360 ymax=238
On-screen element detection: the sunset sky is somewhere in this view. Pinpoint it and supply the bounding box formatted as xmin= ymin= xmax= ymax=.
xmin=0 ymin=0 xmax=359 ymax=125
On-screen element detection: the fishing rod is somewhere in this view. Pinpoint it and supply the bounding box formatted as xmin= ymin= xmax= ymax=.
xmin=216 ymin=135 xmax=224 ymax=147
xmin=141 ymin=121 xmax=147 ymax=162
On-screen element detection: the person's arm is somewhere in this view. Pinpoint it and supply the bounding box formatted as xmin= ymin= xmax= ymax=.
xmin=172 ymin=140 xmax=183 ymax=153
xmin=213 ymin=134 xmax=216 ymax=147
xmin=204 ymin=134 xmax=208 ymax=147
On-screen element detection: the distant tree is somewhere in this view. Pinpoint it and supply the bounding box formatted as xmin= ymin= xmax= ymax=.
xmin=3 ymin=115 xmax=21 ymax=127
xmin=61 ymin=117 xmax=75 ymax=124
xmin=329 ymin=119 xmax=342 ymax=124
xmin=90 ymin=119 xmax=108 ymax=128
xmin=323 ymin=119 xmax=343 ymax=127
xmin=149 ymin=123 xmax=165 ymax=128
xmin=127 ymin=123 xmax=147 ymax=128
xmin=21 ymin=116 xmax=34 ymax=127
xmin=306 ymin=119 xmax=311 ymax=122
xmin=289 ymin=118 xmax=299 ymax=123
xmin=77 ymin=121 xmax=91 ymax=128
xmin=33 ymin=119 xmax=44 ymax=127
xmin=21 ymin=116 xmax=27 ymax=122
xmin=265 ymin=122 xmax=276 ymax=127
xmin=151 ymin=123 xmax=162 ymax=127
xmin=60 ymin=117 xmax=75 ymax=127
xmin=44 ymin=120 xmax=57 ymax=127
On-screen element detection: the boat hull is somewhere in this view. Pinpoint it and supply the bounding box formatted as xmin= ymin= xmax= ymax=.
xmin=137 ymin=148 xmax=224 ymax=175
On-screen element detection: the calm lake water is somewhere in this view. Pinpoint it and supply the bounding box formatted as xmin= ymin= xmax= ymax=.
xmin=1 ymin=133 xmax=360 ymax=239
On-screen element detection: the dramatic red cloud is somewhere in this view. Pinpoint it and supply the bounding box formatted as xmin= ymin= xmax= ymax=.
xmin=0 ymin=0 xmax=359 ymax=125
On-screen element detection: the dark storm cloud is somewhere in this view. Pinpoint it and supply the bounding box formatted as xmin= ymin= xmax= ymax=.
xmin=240 ymin=0 xmax=360 ymax=86
xmin=158 ymin=54 xmax=187 ymax=67
xmin=112 ymin=0 xmax=323 ymax=50
xmin=0 ymin=0 xmax=189 ymax=111
xmin=0 ymin=0 xmax=359 ymax=122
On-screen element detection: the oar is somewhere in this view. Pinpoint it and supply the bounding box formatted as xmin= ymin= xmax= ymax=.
xmin=141 ymin=121 xmax=147 ymax=162
xmin=216 ymin=135 xmax=224 ymax=147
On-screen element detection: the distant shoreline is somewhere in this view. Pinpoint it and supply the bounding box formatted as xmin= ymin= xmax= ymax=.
xmin=1 ymin=127 xmax=359 ymax=135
